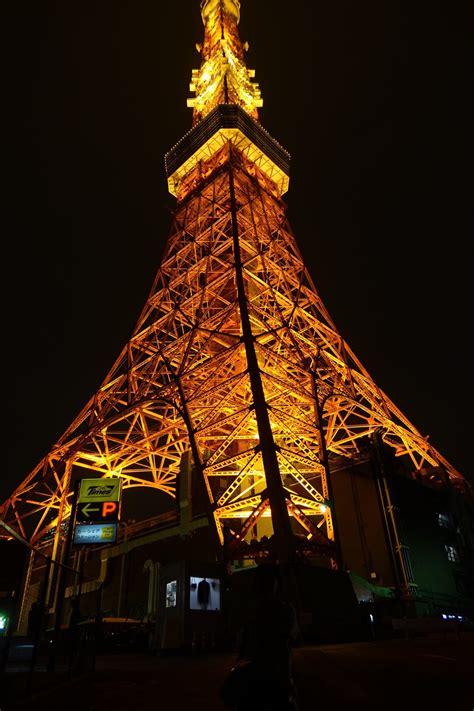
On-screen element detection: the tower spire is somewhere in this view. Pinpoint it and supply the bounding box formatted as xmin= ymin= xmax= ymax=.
xmin=188 ymin=0 xmax=263 ymax=124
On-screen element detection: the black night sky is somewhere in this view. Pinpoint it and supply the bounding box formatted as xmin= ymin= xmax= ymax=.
xmin=3 ymin=0 xmax=472 ymax=504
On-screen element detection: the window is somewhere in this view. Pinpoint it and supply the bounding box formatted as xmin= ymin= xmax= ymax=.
xmin=438 ymin=512 xmax=451 ymax=528
xmin=445 ymin=545 xmax=459 ymax=563
xmin=454 ymin=574 xmax=467 ymax=594
xmin=166 ymin=580 xmax=177 ymax=608
xmin=456 ymin=527 xmax=466 ymax=546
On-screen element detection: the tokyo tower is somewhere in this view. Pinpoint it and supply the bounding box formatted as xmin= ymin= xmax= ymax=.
xmin=1 ymin=0 xmax=469 ymax=577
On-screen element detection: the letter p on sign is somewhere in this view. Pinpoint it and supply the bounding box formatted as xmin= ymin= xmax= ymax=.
xmin=102 ymin=501 xmax=118 ymax=518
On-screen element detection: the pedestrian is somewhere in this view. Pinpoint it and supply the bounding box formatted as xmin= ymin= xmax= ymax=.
xmin=67 ymin=601 xmax=81 ymax=671
xmin=27 ymin=601 xmax=41 ymax=637
xmin=221 ymin=562 xmax=300 ymax=710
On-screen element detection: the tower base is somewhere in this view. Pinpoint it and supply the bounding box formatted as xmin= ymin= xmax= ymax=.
xmin=225 ymin=561 xmax=368 ymax=645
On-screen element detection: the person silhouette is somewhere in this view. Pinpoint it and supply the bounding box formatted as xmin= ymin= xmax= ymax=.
xmin=197 ymin=577 xmax=211 ymax=609
xmin=231 ymin=562 xmax=300 ymax=710
xmin=27 ymin=601 xmax=41 ymax=637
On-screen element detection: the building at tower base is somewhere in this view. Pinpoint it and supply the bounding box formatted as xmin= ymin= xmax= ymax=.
xmin=5 ymin=438 xmax=473 ymax=648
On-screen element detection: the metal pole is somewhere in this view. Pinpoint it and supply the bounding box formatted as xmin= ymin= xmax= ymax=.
xmin=76 ymin=547 xmax=85 ymax=611
xmin=117 ymin=522 xmax=128 ymax=617
xmin=152 ymin=562 xmax=161 ymax=653
xmin=67 ymin=547 xmax=85 ymax=676
xmin=312 ymin=372 xmax=344 ymax=571
xmin=228 ymin=157 xmax=295 ymax=569
xmin=45 ymin=464 xmax=72 ymax=609
xmin=371 ymin=431 xmax=413 ymax=600
xmin=47 ymin=479 xmax=80 ymax=671
xmin=27 ymin=555 xmax=52 ymax=698
xmin=91 ymin=583 xmax=104 ymax=672
xmin=15 ymin=548 xmax=34 ymax=635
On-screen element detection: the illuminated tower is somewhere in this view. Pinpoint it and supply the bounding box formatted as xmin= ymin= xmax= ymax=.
xmin=1 ymin=0 xmax=470 ymax=582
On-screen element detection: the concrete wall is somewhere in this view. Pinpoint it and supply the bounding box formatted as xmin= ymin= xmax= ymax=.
xmin=331 ymin=459 xmax=396 ymax=588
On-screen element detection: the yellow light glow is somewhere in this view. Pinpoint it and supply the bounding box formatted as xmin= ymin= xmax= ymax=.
xmin=167 ymin=127 xmax=289 ymax=198
xmin=189 ymin=0 xmax=262 ymax=124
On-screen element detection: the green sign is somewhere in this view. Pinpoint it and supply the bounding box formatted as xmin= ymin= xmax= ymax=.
xmin=78 ymin=478 xmax=121 ymax=503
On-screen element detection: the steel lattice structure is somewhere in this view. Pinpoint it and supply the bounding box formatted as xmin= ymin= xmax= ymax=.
xmin=1 ymin=0 xmax=469 ymax=563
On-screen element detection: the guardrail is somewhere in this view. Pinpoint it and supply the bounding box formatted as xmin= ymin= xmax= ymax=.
xmin=392 ymin=617 xmax=462 ymax=639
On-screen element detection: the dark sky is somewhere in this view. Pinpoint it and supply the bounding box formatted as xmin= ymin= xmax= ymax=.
xmin=3 ymin=0 xmax=472 ymax=504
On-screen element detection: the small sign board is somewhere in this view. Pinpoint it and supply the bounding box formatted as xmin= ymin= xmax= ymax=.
xmin=77 ymin=501 xmax=119 ymax=522
xmin=73 ymin=522 xmax=118 ymax=545
xmin=78 ymin=478 xmax=121 ymax=503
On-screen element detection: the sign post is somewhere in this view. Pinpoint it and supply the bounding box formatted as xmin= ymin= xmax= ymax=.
xmin=73 ymin=478 xmax=122 ymax=545
xmin=47 ymin=480 xmax=80 ymax=672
